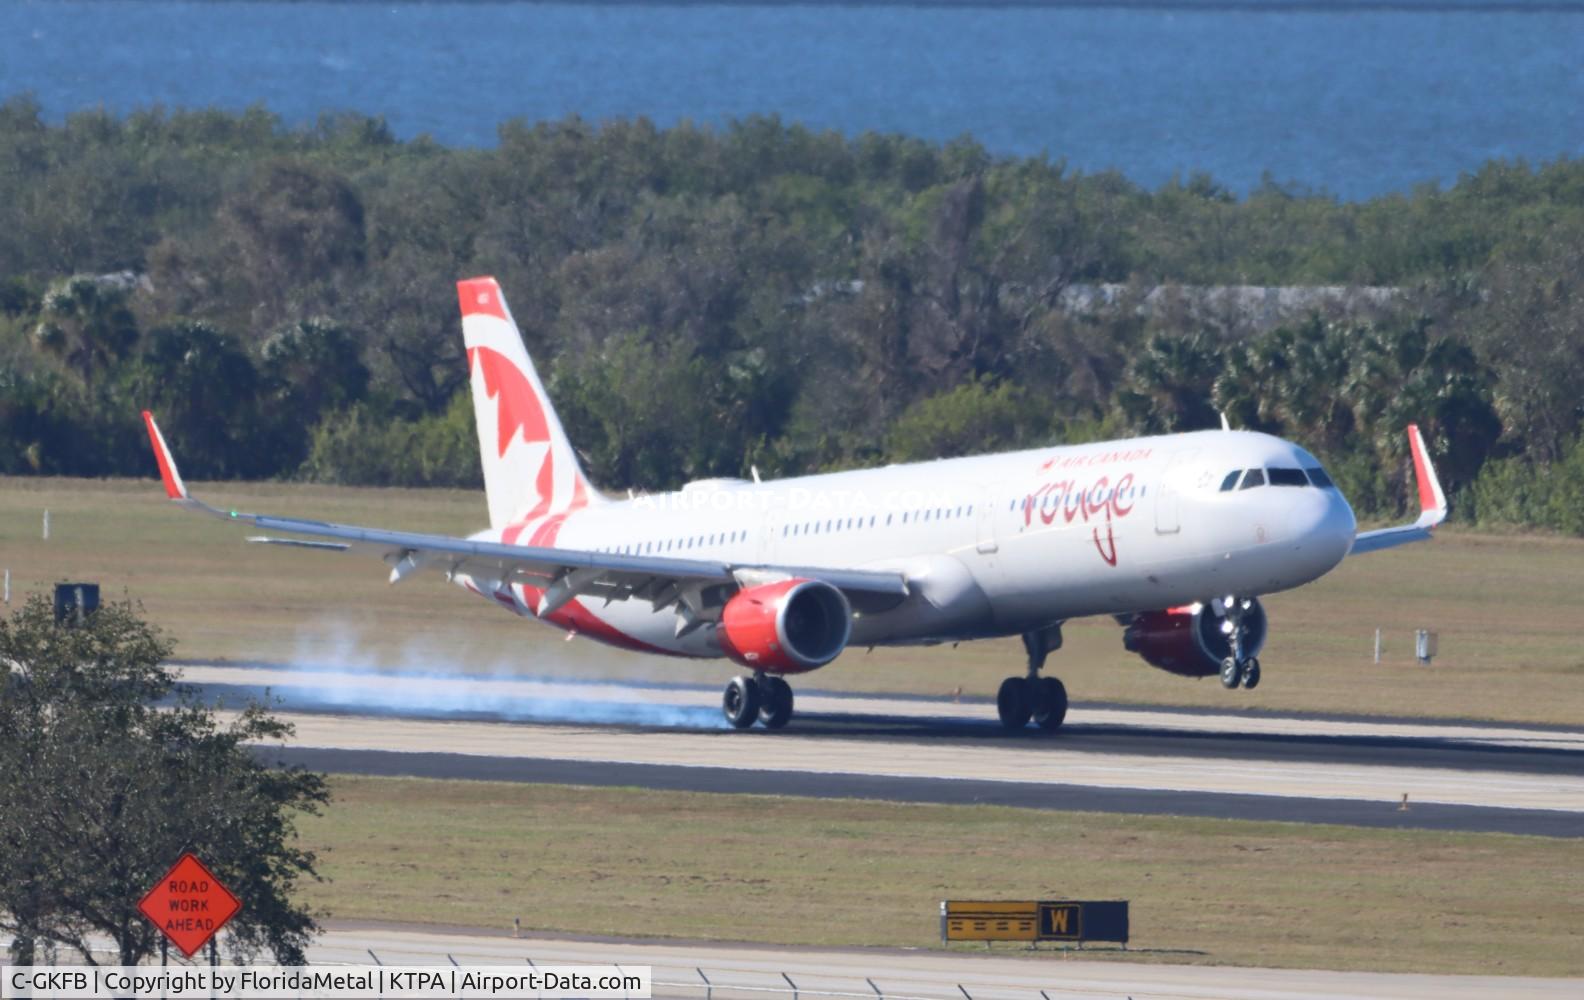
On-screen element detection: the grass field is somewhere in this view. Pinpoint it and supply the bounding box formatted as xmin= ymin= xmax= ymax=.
xmin=299 ymin=776 xmax=1584 ymax=977
xmin=4 ymin=476 xmax=1584 ymax=724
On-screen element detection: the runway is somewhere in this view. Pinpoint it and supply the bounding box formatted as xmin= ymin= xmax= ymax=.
xmin=309 ymin=922 xmax=1581 ymax=1000
xmin=180 ymin=663 xmax=1584 ymax=837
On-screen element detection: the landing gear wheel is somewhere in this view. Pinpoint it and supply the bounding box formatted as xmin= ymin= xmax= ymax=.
xmin=1219 ymin=656 xmax=1242 ymax=690
xmin=997 ymin=677 xmax=1033 ymax=730
xmin=759 ymin=676 xmax=794 ymax=729
xmin=1034 ymin=676 xmax=1068 ymax=731
xmin=1241 ymin=657 xmax=1261 ymax=690
xmin=722 ymin=676 xmax=761 ymax=729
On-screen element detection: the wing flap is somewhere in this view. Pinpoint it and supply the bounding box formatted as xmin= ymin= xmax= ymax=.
xmin=246 ymin=536 xmax=351 ymax=552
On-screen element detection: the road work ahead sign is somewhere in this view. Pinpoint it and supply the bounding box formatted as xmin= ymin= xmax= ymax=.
xmin=137 ymin=853 xmax=241 ymax=957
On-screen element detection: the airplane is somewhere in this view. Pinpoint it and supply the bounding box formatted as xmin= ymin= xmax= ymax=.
xmin=142 ymin=276 xmax=1447 ymax=732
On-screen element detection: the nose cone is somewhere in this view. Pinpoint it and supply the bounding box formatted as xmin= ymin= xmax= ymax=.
xmin=1289 ymin=488 xmax=1356 ymax=573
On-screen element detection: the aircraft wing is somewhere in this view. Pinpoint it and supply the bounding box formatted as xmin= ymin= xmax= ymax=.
xmin=1348 ymin=424 xmax=1448 ymax=556
xmin=142 ymin=413 xmax=908 ymax=616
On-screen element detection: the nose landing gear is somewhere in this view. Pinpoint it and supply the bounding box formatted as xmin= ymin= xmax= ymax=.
xmin=1220 ymin=655 xmax=1262 ymax=689
xmin=996 ymin=625 xmax=1068 ymax=732
xmin=1214 ymin=595 xmax=1263 ymax=690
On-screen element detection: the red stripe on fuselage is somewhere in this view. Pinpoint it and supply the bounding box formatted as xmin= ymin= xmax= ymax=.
xmin=500 ymin=511 xmax=681 ymax=657
xmin=543 ymin=597 xmax=681 ymax=657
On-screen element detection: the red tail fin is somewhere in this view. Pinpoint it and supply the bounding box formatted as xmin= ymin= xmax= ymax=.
xmin=458 ymin=277 xmax=599 ymax=531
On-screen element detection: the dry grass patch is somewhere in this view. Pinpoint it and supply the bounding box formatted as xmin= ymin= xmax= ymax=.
xmin=298 ymin=777 xmax=1584 ymax=977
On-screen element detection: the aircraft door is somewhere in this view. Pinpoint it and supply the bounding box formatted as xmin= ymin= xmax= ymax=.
xmin=975 ymin=486 xmax=999 ymax=555
xmin=760 ymin=509 xmax=784 ymax=563
xmin=1155 ymin=451 xmax=1198 ymax=535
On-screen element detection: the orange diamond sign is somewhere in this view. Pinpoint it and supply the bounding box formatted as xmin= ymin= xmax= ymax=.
xmin=137 ymin=853 xmax=241 ymax=957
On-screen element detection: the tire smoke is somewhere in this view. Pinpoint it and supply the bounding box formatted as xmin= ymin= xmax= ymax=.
xmin=184 ymin=619 xmax=729 ymax=729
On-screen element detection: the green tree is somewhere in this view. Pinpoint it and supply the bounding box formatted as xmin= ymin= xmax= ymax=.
xmin=259 ymin=317 xmax=371 ymax=467
xmin=1458 ymin=227 xmax=1584 ymax=463
xmin=888 ymin=377 xmax=1047 ymax=461
xmin=31 ymin=275 xmax=139 ymax=384
xmin=217 ymin=159 xmax=367 ymax=334
xmin=0 ymin=595 xmax=327 ymax=965
xmin=549 ymin=331 xmax=718 ymax=488
xmin=261 ymin=317 xmax=369 ymax=416
xmin=302 ymin=392 xmax=481 ymax=489
xmin=5 ymin=105 xmax=1584 ymax=527
xmin=0 ymin=370 xmax=72 ymax=474
xmin=1120 ymin=332 xmax=1222 ymax=434
xmin=1227 ymin=317 xmax=1357 ymax=454
xmin=128 ymin=320 xmax=265 ymax=478
xmin=1375 ymin=334 xmax=1501 ymax=497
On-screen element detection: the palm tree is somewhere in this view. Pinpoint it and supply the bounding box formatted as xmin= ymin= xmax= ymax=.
xmin=31 ymin=275 xmax=139 ymax=385
xmin=1119 ymin=332 xmax=1220 ymax=433
xmin=130 ymin=320 xmax=261 ymax=478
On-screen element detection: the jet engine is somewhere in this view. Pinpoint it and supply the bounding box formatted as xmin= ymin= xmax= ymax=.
xmin=717 ymin=578 xmax=852 ymax=674
xmin=1122 ymin=598 xmax=1268 ymax=677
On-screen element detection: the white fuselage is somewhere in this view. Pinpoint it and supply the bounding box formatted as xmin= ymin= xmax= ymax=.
xmin=454 ymin=429 xmax=1358 ymax=660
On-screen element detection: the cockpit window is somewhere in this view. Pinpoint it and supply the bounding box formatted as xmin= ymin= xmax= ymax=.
xmin=1239 ymin=468 xmax=1266 ymax=490
xmin=1268 ymin=467 xmax=1308 ymax=487
xmin=1219 ymin=470 xmax=1242 ymax=492
xmin=1305 ymin=466 xmax=1335 ymax=489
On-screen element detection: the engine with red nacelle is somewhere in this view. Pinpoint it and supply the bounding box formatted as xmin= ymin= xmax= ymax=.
xmin=1122 ymin=598 xmax=1268 ymax=677
xmin=716 ymin=578 xmax=852 ymax=674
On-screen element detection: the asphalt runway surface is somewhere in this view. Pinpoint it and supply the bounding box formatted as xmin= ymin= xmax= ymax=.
xmin=263 ymin=744 xmax=1582 ymax=836
xmin=179 ymin=663 xmax=1584 ymax=837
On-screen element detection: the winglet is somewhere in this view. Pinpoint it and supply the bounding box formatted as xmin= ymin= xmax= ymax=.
xmin=1407 ymin=423 xmax=1447 ymax=529
xmin=1348 ymin=425 xmax=1450 ymax=557
xmin=142 ymin=411 xmax=189 ymax=500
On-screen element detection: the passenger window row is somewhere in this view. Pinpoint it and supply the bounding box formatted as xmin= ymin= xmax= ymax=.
xmin=1219 ymin=467 xmax=1335 ymax=492
xmin=599 ymin=529 xmax=750 ymax=557
xmin=597 ymin=503 xmax=994 ymax=556
xmin=783 ymin=504 xmax=975 ymax=538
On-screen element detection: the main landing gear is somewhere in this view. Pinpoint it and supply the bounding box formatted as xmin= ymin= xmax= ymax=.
xmin=996 ymin=625 xmax=1068 ymax=732
xmin=722 ymin=673 xmax=794 ymax=730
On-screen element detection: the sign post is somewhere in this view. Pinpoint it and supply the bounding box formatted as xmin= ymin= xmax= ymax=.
xmin=137 ymin=853 xmax=242 ymax=959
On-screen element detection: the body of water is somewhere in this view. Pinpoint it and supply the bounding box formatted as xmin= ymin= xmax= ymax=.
xmin=2 ymin=1 xmax=1581 ymax=199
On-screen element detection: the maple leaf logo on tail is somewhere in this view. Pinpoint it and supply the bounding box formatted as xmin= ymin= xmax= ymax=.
xmin=457 ymin=277 xmax=601 ymax=532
